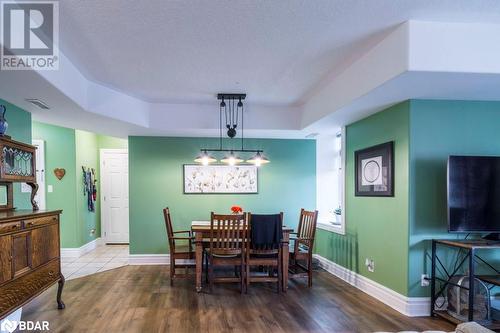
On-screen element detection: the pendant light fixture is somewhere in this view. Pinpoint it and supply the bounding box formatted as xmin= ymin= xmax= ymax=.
xmin=221 ymin=151 xmax=244 ymax=166
xmin=194 ymin=150 xmax=217 ymax=165
xmin=194 ymin=93 xmax=270 ymax=166
xmin=246 ymin=152 xmax=270 ymax=167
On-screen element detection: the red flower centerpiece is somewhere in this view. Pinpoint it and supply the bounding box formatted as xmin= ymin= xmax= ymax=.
xmin=231 ymin=205 xmax=243 ymax=214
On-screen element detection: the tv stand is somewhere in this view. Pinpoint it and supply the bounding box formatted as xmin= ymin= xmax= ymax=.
xmin=430 ymin=239 xmax=500 ymax=329
xmin=483 ymin=233 xmax=500 ymax=241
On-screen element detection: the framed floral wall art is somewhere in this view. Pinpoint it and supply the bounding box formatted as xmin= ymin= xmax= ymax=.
xmin=183 ymin=165 xmax=258 ymax=194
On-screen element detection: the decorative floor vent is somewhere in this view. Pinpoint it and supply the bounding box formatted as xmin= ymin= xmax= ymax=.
xmin=446 ymin=275 xmax=490 ymax=322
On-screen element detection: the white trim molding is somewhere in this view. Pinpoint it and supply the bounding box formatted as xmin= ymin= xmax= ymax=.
xmin=317 ymin=221 xmax=344 ymax=233
xmin=128 ymin=254 xmax=170 ymax=265
xmin=61 ymin=238 xmax=104 ymax=258
xmin=128 ymin=254 xmax=197 ymax=266
xmin=313 ymin=254 xmax=434 ymax=317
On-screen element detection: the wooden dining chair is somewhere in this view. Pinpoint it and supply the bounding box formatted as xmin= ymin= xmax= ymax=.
xmin=289 ymin=208 xmax=318 ymax=287
xmin=205 ymin=212 xmax=248 ymax=293
xmin=245 ymin=213 xmax=283 ymax=294
xmin=163 ymin=208 xmax=195 ymax=286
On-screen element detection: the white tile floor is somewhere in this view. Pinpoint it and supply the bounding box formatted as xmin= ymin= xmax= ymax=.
xmin=61 ymin=245 xmax=129 ymax=280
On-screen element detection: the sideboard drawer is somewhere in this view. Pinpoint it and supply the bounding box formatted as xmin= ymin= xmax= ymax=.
xmin=24 ymin=215 xmax=58 ymax=229
xmin=0 ymin=221 xmax=22 ymax=234
xmin=0 ymin=260 xmax=60 ymax=316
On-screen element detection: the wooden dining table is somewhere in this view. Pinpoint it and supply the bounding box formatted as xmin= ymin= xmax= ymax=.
xmin=191 ymin=221 xmax=293 ymax=292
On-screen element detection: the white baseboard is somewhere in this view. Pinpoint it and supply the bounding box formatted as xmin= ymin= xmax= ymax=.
xmin=127 ymin=254 xmax=197 ymax=265
xmin=61 ymin=238 xmax=103 ymax=258
xmin=128 ymin=254 xmax=170 ymax=265
xmin=313 ymin=254 xmax=434 ymax=317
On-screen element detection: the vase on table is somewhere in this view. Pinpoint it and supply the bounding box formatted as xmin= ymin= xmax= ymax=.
xmin=0 ymin=105 xmax=8 ymax=136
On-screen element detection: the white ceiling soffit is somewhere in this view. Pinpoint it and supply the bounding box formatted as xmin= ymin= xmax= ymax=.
xmin=302 ymin=21 xmax=500 ymax=135
xmin=2 ymin=21 xmax=500 ymax=138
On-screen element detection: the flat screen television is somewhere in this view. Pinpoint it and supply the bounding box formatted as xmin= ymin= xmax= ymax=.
xmin=448 ymin=155 xmax=500 ymax=233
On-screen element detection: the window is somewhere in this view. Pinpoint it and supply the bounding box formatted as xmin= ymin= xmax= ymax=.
xmin=316 ymin=128 xmax=345 ymax=234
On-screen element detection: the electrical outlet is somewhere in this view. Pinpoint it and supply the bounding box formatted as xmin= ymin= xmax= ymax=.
xmin=421 ymin=274 xmax=430 ymax=287
xmin=365 ymin=258 xmax=375 ymax=272
xmin=368 ymin=260 xmax=375 ymax=272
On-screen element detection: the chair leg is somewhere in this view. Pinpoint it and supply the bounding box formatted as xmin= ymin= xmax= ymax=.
xmin=204 ymin=251 xmax=209 ymax=283
xmin=246 ymin=259 xmax=250 ymax=293
xmin=169 ymin=255 xmax=175 ymax=286
xmin=278 ymin=252 xmax=282 ymax=294
xmin=208 ymin=257 xmax=214 ymax=293
xmin=240 ymin=256 xmax=244 ymax=294
xmin=307 ymin=254 xmax=313 ymax=288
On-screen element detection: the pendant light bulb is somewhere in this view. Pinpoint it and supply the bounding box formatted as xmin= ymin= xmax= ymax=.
xmin=194 ymin=150 xmax=216 ymax=165
xmin=221 ymin=151 xmax=243 ymax=165
xmin=247 ymin=152 xmax=270 ymax=166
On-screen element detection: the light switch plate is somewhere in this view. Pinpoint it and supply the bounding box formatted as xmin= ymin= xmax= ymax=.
xmin=47 ymin=185 xmax=53 ymax=193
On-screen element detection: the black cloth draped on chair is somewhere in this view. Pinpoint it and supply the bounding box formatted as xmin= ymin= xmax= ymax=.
xmin=250 ymin=214 xmax=283 ymax=250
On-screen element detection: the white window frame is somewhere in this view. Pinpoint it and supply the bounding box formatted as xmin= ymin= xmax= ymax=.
xmin=317 ymin=127 xmax=346 ymax=235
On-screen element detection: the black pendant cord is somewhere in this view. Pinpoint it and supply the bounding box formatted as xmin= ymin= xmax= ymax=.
xmin=232 ymin=98 xmax=236 ymax=129
xmin=235 ymin=98 xmax=239 ymax=128
xmin=225 ymin=99 xmax=229 ymax=130
xmin=241 ymin=102 xmax=244 ymax=150
xmin=200 ymin=93 xmax=265 ymax=156
xmin=219 ymin=102 xmax=223 ymax=150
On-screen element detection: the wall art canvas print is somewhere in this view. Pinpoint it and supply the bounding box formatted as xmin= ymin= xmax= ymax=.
xmin=184 ymin=165 xmax=258 ymax=194
xmin=355 ymin=141 xmax=394 ymax=196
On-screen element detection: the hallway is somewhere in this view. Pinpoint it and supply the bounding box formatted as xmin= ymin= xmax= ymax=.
xmin=61 ymin=245 xmax=129 ymax=280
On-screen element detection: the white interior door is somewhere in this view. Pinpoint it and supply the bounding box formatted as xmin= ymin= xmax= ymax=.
xmin=32 ymin=139 xmax=46 ymax=210
xmin=101 ymin=149 xmax=129 ymax=244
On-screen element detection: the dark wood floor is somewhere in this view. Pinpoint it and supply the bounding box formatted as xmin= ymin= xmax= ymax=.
xmin=21 ymin=266 xmax=454 ymax=333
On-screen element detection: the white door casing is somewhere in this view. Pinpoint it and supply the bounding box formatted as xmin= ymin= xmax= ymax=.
xmin=32 ymin=139 xmax=46 ymax=210
xmin=100 ymin=149 xmax=129 ymax=244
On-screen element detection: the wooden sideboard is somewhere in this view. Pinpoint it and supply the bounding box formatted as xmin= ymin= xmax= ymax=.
xmin=0 ymin=134 xmax=65 ymax=319
xmin=0 ymin=210 xmax=64 ymax=319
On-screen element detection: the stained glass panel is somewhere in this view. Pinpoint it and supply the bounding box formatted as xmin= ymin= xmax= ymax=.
xmin=2 ymin=146 xmax=34 ymax=177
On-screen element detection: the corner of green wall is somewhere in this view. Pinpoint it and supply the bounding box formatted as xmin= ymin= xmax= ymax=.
xmin=1 ymin=99 xmax=32 ymax=209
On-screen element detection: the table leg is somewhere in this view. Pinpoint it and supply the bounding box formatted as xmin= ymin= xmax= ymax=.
xmin=195 ymin=232 xmax=203 ymax=292
xmin=282 ymin=231 xmax=289 ymax=292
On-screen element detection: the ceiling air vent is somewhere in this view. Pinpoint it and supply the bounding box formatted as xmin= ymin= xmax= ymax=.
xmin=305 ymin=132 xmax=319 ymax=139
xmin=25 ymin=99 xmax=50 ymax=110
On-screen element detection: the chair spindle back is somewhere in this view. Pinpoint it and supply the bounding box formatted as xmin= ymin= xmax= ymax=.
xmin=163 ymin=207 xmax=175 ymax=251
xmin=210 ymin=213 xmax=248 ymax=254
xmin=297 ymin=209 xmax=319 ymax=248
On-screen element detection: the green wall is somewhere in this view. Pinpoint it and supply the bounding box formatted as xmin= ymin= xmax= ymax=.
xmin=129 ymin=136 xmax=316 ymax=255
xmin=97 ymin=134 xmax=128 ymax=150
xmin=1 ymin=99 xmax=32 ymax=209
xmin=408 ymin=100 xmax=500 ymax=297
xmin=32 ymin=122 xmax=78 ymax=247
xmin=75 ymin=130 xmax=100 ymax=245
xmin=32 ymin=121 xmax=127 ymax=248
xmin=314 ymin=101 xmax=411 ymax=296
xmin=315 ymin=99 xmax=500 ymax=298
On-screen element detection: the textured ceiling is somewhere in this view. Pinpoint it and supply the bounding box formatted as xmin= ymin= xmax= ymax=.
xmin=58 ymin=0 xmax=500 ymax=105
